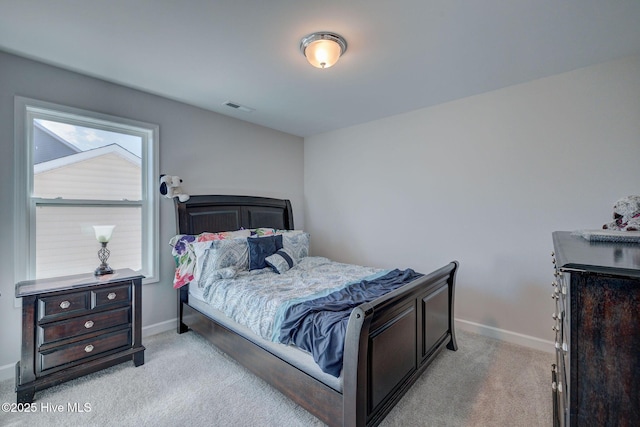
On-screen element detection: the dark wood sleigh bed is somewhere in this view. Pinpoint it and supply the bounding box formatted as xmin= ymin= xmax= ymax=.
xmin=174 ymin=195 xmax=459 ymax=426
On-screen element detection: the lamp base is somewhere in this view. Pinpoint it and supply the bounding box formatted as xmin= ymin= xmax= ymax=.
xmin=95 ymin=265 xmax=114 ymax=276
xmin=95 ymin=242 xmax=114 ymax=276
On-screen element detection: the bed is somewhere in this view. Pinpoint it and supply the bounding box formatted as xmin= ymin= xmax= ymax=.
xmin=173 ymin=194 xmax=459 ymax=426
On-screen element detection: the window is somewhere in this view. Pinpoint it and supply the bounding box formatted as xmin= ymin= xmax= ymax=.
xmin=14 ymin=97 xmax=158 ymax=284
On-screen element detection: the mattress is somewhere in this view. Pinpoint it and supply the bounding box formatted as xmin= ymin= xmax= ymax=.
xmin=188 ymin=285 xmax=343 ymax=392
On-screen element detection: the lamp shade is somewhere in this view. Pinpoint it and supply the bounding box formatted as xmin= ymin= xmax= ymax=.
xmin=93 ymin=225 xmax=115 ymax=243
xmin=300 ymin=32 xmax=347 ymax=69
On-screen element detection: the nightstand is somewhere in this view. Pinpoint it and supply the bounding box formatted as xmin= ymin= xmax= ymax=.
xmin=15 ymin=268 xmax=145 ymax=403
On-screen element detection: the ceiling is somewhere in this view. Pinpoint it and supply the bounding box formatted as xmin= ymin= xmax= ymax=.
xmin=1 ymin=1 xmax=639 ymax=137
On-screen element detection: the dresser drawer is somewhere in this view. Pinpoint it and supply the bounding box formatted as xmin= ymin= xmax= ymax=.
xmin=93 ymin=284 xmax=131 ymax=308
xmin=38 ymin=291 xmax=90 ymax=322
xmin=38 ymin=328 xmax=131 ymax=372
xmin=38 ymin=307 xmax=131 ymax=346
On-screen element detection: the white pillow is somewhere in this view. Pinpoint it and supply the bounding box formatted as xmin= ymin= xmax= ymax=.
xmin=265 ymin=248 xmax=297 ymax=274
xmin=281 ymin=232 xmax=309 ymax=261
xmin=202 ymin=238 xmax=249 ymax=272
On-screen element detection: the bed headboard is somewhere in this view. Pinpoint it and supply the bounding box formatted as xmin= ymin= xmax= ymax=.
xmin=174 ymin=195 xmax=294 ymax=235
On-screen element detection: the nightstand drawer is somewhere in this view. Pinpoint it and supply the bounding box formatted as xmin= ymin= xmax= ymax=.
xmin=39 ymin=328 xmax=131 ymax=372
xmin=38 ymin=307 xmax=131 ymax=346
xmin=38 ymin=291 xmax=90 ymax=322
xmin=93 ymin=284 xmax=131 ymax=308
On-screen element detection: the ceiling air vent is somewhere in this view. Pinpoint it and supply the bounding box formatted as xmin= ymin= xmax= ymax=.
xmin=223 ymin=101 xmax=254 ymax=113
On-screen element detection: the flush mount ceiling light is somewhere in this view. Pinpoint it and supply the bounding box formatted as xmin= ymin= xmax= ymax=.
xmin=300 ymin=32 xmax=347 ymax=69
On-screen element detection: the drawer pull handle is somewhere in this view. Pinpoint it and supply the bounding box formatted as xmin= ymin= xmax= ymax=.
xmin=84 ymin=344 xmax=94 ymax=353
xmin=60 ymin=301 xmax=71 ymax=309
xmin=84 ymin=320 xmax=94 ymax=329
xmin=107 ymin=292 xmax=117 ymax=300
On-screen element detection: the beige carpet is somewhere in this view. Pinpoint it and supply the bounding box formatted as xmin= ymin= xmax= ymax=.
xmin=0 ymin=329 xmax=552 ymax=426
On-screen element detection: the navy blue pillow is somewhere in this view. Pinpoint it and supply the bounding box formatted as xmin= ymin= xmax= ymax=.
xmin=247 ymin=234 xmax=283 ymax=270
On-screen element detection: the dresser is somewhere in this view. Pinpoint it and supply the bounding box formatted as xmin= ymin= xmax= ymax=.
xmin=551 ymin=231 xmax=640 ymax=426
xmin=15 ymin=269 xmax=145 ymax=403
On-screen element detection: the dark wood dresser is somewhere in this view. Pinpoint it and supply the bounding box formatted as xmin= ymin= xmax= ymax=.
xmin=15 ymin=269 xmax=145 ymax=403
xmin=551 ymin=231 xmax=640 ymax=426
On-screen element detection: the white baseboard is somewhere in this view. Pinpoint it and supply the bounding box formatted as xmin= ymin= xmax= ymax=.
xmin=1 ymin=317 xmax=551 ymax=383
xmin=147 ymin=317 xmax=556 ymax=353
xmin=142 ymin=318 xmax=176 ymax=338
xmin=0 ymin=362 xmax=15 ymax=382
xmin=455 ymin=318 xmax=555 ymax=354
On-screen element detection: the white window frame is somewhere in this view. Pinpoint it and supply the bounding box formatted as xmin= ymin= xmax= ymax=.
xmin=14 ymin=96 xmax=159 ymax=291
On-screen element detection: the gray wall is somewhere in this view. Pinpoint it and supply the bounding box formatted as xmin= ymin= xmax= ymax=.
xmin=2 ymin=48 xmax=639 ymax=380
xmin=0 ymin=51 xmax=304 ymax=378
xmin=304 ymin=55 xmax=640 ymax=349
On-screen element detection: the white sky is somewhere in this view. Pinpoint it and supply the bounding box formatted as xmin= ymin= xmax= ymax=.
xmin=36 ymin=119 xmax=142 ymax=157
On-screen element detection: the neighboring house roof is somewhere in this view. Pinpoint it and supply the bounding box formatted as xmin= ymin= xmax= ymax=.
xmin=33 ymin=121 xmax=141 ymax=173
xmin=33 ymin=120 xmax=80 ymax=164
xmin=34 ymin=144 xmax=141 ymax=174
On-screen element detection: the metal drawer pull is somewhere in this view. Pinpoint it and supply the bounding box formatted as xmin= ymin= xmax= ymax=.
xmin=84 ymin=320 xmax=94 ymax=329
xmin=84 ymin=344 xmax=94 ymax=353
xmin=60 ymin=301 xmax=71 ymax=309
xmin=107 ymin=292 xmax=117 ymax=300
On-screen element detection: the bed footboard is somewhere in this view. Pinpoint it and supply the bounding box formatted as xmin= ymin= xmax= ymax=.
xmin=343 ymin=261 xmax=459 ymax=427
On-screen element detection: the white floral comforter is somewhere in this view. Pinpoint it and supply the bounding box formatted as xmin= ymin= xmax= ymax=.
xmin=200 ymin=257 xmax=387 ymax=342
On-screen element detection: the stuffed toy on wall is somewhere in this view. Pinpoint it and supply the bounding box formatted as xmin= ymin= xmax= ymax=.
xmin=603 ymin=195 xmax=640 ymax=231
xmin=159 ymin=174 xmax=190 ymax=202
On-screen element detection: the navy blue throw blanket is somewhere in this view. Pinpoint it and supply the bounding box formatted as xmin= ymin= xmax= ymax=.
xmin=278 ymin=268 xmax=423 ymax=377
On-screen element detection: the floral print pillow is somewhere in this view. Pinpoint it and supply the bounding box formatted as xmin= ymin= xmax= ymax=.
xmin=170 ymin=230 xmax=251 ymax=288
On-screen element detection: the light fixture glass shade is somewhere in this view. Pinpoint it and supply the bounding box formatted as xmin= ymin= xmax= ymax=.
xmin=305 ymin=39 xmax=342 ymax=68
xmin=93 ymin=225 xmax=115 ymax=243
xmin=300 ymin=32 xmax=347 ymax=69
